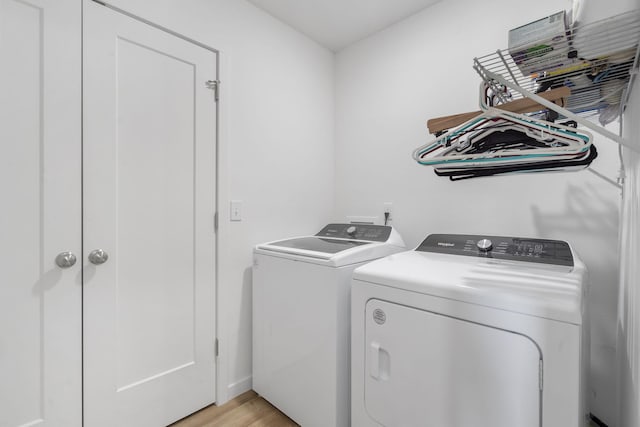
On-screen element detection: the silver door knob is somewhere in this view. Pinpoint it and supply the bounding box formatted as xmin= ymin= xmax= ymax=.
xmin=88 ymin=249 xmax=109 ymax=265
xmin=55 ymin=251 xmax=77 ymax=268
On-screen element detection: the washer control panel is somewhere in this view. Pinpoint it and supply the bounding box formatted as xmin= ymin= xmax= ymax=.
xmin=316 ymin=223 xmax=392 ymax=242
xmin=416 ymin=234 xmax=573 ymax=266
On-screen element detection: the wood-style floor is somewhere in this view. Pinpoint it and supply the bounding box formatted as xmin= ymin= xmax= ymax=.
xmin=170 ymin=390 xmax=299 ymax=427
xmin=171 ymin=390 xmax=602 ymax=427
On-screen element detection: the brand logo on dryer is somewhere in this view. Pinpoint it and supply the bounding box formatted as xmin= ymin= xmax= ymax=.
xmin=437 ymin=242 xmax=455 ymax=247
xmin=372 ymin=309 xmax=386 ymax=325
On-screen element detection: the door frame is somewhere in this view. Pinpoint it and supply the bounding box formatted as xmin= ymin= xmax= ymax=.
xmin=83 ymin=0 xmax=225 ymax=406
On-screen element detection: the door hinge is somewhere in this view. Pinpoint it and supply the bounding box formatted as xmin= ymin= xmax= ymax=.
xmin=215 ymin=338 xmax=219 ymax=357
xmin=205 ymin=79 xmax=220 ymax=101
xmin=539 ymin=359 xmax=544 ymax=391
xmin=214 ymin=212 xmax=219 ymax=232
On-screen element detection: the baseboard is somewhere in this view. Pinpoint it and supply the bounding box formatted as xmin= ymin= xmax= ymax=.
xmin=227 ymin=375 xmax=252 ymax=400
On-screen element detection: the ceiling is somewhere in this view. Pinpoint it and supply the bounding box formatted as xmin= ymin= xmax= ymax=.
xmin=247 ymin=0 xmax=443 ymax=51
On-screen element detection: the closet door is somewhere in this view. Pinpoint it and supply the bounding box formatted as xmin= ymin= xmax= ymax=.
xmin=83 ymin=2 xmax=218 ymax=426
xmin=0 ymin=0 xmax=82 ymax=426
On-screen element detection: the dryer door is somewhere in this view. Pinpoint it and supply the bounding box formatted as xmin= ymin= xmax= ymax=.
xmin=364 ymin=299 xmax=541 ymax=427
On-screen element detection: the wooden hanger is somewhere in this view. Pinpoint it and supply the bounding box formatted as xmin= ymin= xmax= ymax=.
xmin=426 ymin=86 xmax=570 ymax=135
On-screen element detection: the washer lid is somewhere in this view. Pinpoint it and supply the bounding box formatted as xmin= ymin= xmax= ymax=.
xmin=260 ymin=236 xmax=370 ymax=257
xmin=352 ymin=241 xmax=587 ymax=324
xmin=254 ymin=223 xmax=406 ymax=266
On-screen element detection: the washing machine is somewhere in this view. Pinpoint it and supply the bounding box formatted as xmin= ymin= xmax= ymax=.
xmin=351 ymin=233 xmax=590 ymax=427
xmin=253 ymin=223 xmax=405 ymax=427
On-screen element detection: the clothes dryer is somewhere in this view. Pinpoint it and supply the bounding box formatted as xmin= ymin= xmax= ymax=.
xmin=351 ymin=233 xmax=589 ymax=427
xmin=253 ymin=223 xmax=405 ymax=427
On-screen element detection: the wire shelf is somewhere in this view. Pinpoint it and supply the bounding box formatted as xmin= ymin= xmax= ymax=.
xmin=473 ymin=9 xmax=640 ymax=126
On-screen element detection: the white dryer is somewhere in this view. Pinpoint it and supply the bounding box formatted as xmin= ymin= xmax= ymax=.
xmin=351 ymin=233 xmax=589 ymax=427
xmin=253 ymin=223 xmax=405 ymax=427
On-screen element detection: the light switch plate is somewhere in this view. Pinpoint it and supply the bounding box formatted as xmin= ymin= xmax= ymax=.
xmin=230 ymin=200 xmax=242 ymax=221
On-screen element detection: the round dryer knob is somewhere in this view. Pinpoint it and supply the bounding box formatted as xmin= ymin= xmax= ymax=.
xmin=476 ymin=239 xmax=493 ymax=252
xmin=346 ymin=226 xmax=357 ymax=236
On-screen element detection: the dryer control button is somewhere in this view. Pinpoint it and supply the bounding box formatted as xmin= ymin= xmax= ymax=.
xmin=346 ymin=226 xmax=357 ymax=236
xmin=476 ymin=239 xmax=493 ymax=252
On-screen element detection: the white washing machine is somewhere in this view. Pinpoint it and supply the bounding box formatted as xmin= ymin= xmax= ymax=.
xmin=253 ymin=223 xmax=405 ymax=427
xmin=351 ymin=233 xmax=590 ymax=427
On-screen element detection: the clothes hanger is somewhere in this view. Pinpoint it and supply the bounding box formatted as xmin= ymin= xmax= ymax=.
xmin=414 ymin=80 xmax=597 ymax=180
xmin=433 ymin=145 xmax=598 ymax=181
xmin=432 ymin=119 xmax=586 ymax=158
xmin=413 ymin=107 xmax=593 ymax=167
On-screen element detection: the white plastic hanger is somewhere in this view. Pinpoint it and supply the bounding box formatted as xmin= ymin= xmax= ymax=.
xmin=413 ymin=107 xmax=592 ymax=167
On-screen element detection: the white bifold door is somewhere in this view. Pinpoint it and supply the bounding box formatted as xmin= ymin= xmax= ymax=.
xmin=1 ymin=0 xmax=218 ymax=425
xmin=83 ymin=2 xmax=218 ymax=426
xmin=0 ymin=0 xmax=82 ymax=427
xmin=0 ymin=0 xmax=82 ymax=426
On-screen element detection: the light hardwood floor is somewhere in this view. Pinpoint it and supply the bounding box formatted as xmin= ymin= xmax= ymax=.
xmin=171 ymin=391 xmax=602 ymax=427
xmin=170 ymin=390 xmax=299 ymax=427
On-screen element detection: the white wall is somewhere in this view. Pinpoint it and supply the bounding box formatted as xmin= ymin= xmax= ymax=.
xmin=100 ymin=0 xmax=335 ymax=403
xmin=334 ymin=0 xmax=622 ymax=423
xmin=617 ymin=56 xmax=640 ymax=427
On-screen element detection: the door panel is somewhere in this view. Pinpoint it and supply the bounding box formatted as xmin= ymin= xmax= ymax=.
xmin=0 ymin=0 xmax=82 ymax=426
xmin=83 ymin=2 xmax=217 ymax=426
xmin=364 ymin=299 xmax=541 ymax=427
xmin=115 ymin=35 xmax=198 ymax=390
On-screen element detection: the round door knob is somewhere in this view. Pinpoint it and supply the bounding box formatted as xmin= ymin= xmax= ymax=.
xmin=476 ymin=239 xmax=493 ymax=252
xmin=88 ymin=249 xmax=109 ymax=265
xmin=346 ymin=226 xmax=357 ymax=236
xmin=55 ymin=251 xmax=77 ymax=268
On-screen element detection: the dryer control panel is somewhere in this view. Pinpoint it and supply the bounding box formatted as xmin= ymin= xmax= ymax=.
xmin=417 ymin=234 xmax=573 ymax=266
xmin=316 ymin=224 xmax=392 ymax=242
